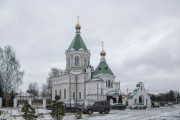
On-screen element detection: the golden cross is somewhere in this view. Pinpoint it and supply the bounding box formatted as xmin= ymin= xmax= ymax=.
xmin=77 ymin=16 xmax=79 ymax=24
xmin=102 ymin=41 xmax=104 ymax=50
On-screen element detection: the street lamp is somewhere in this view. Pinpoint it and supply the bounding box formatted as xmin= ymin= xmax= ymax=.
xmin=176 ymin=90 xmax=179 ymax=104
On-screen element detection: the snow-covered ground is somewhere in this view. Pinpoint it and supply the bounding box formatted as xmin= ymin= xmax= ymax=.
xmin=0 ymin=105 xmax=180 ymax=120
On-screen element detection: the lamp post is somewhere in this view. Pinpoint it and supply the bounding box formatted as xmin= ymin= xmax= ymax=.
xmin=176 ymin=90 xmax=179 ymax=104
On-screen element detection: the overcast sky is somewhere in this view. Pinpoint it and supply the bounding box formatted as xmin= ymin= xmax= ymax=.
xmin=0 ymin=0 xmax=180 ymax=94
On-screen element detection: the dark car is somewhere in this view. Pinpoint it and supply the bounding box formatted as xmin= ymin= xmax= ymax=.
xmin=83 ymin=101 xmax=111 ymax=114
xmin=64 ymin=104 xmax=81 ymax=112
xmin=111 ymin=103 xmax=126 ymax=110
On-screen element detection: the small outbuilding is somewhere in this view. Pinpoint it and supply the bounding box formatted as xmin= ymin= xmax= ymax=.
xmin=128 ymin=82 xmax=151 ymax=108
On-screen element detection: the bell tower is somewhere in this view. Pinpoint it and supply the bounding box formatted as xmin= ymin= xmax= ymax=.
xmin=65 ymin=17 xmax=91 ymax=73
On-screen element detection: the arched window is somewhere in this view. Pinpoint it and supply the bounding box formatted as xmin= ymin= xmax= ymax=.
xmin=84 ymin=57 xmax=87 ymax=66
xmin=67 ymin=57 xmax=70 ymax=67
xmin=101 ymin=88 xmax=103 ymax=94
xmin=79 ymin=92 xmax=81 ymax=99
xmin=64 ymin=89 xmax=66 ymax=99
xmin=111 ymin=82 xmax=113 ymax=88
xmin=59 ymin=89 xmax=61 ymax=98
xmin=75 ymin=56 xmax=79 ymax=66
xmin=55 ymin=90 xmax=57 ymax=96
xmin=108 ymin=80 xmax=110 ymax=87
xmin=73 ymin=92 xmax=75 ymax=99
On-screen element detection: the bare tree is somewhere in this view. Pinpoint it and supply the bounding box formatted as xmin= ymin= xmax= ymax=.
xmin=27 ymin=82 xmax=39 ymax=99
xmin=41 ymin=83 xmax=47 ymax=98
xmin=46 ymin=68 xmax=63 ymax=99
xmin=0 ymin=45 xmax=24 ymax=98
xmin=48 ymin=68 xmax=63 ymax=78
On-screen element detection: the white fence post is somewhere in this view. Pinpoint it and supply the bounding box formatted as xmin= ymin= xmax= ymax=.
xmin=14 ymin=98 xmax=17 ymax=108
xmin=110 ymin=99 xmax=113 ymax=105
xmin=43 ymin=99 xmax=46 ymax=109
xmin=85 ymin=100 xmax=88 ymax=106
xmin=28 ymin=98 xmax=32 ymax=106
xmin=0 ymin=97 xmax=2 ymax=108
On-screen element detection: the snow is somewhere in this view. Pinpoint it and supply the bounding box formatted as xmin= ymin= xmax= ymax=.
xmin=0 ymin=105 xmax=180 ymax=120
xmin=62 ymin=105 xmax=180 ymax=120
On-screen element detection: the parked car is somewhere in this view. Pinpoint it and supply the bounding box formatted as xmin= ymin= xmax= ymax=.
xmin=168 ymin=102 xmax=173 ymax=106
xmin=64 ymin=103 xmax=81 ymax=112
xmin=111 ymin=103 xmax=126 ymax=110
xmin=154 ymin=102 xmax=160 ymax=108
xmin=83 ymin=101 xmax=111 ymax=114
xmin=159 ymin=102 xmax=165 ymax=106
xmin=130 ymin=103 xmax=146 ymax=110
xmin=152 ymin=102 xmax=160 ymax=108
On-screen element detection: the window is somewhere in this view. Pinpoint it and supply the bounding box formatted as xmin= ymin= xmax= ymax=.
xmin=108 ymin=80 xmax=110 ymax=87
xmin=64 ymin=89 xmax=66 ymax=99
xmin=75 ymin=56 xmax=79 ymax=66
xmin=84 ymin=57 xmax=87 ymax=66
xmin=55 ymin=90 xmax=57 ymax=96
xmin=73 ymin=92 xmax=75 ymax=99
xmin=106 ymin=81 xmax=107 ymax=87
xmin=101 ymin=88 xmax=103 ymax=94
xmin=59 ymin=89 xmax=61 ymax=98
xmin=111 ymin=82 xmax=113 ymax=88
xmin=79 ymin=92 xmax=81 ymax=99
xmin=67 ymin=57 xmax=70 ymax=67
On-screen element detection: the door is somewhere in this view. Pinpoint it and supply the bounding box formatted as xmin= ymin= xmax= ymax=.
xmin=93 ymin=102 xmax=100 ymax=112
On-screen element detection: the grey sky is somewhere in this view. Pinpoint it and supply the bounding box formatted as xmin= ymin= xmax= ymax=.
xmin=0 ymin=0 xmax=180 ymax=93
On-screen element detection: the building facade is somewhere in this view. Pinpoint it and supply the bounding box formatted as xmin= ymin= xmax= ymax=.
xmin=52 ymin=21 xmax=120 ymax=105
xmin=128 ymin=82 xmax=151 ymax=108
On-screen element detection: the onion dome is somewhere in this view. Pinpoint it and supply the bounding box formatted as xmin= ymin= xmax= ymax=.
xmin=100 ymin=41 xmax=106 ymax=56
xmin=100 ymin=50 xmax=106 ymax=56
xmin=75 ymin=23 xmax=81 ymax=30
xmin=75 ymin=16 xmax=81 ymax=30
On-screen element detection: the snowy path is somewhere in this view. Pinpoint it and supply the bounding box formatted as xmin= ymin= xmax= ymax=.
xmin=63 ymin=105 xmax=180 ymax=120
xmin=0 ymin=105 xmax=180 ymax=120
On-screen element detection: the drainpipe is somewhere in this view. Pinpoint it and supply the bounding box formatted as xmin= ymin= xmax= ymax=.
xmin=69 ymin=74 xmax=71 ymax=104
xmin=76 ymin=74 xmax=77 ymax=105
xmin=84 ymin=73 xmax=87 ymax=101
xmin=119 ymin=81 xmax=120 ymax=95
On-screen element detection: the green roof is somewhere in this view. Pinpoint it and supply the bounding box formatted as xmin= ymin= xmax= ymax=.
xmin=128 ymin=95 xmax=134 ymax=99
xmin=93 ymin=61 xmax=114 ymax=75
xmin=68 ymin=33 xmax=88 ymax=51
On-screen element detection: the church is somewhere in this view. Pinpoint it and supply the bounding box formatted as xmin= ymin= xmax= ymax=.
xmin=52 ymin=20 xmax=120 ymax=105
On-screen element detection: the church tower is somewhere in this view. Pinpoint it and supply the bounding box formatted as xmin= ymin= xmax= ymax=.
xmin=93 ymin=41 xmax=114 ymax=77
xmin=65 ymin=17 xmax=91 ymax=73
xmin=93 ymin=41 xmax=116 ymax=88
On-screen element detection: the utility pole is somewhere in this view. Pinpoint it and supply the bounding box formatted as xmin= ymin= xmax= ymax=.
xmin=127 ymin=88 xmax=129 ymax=95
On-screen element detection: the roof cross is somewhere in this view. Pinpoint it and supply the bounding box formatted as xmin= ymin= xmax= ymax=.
xmin=77 ymin=16 xmax=79 ymax=24
xmin=102 ymin=41 xmax=104 ymax=50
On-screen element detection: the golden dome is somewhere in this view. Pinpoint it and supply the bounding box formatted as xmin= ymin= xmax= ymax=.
xmin=75 ymin=23 xmax=81 ymax=30
xmin=100 ymin=50 xmax=106 ymax=56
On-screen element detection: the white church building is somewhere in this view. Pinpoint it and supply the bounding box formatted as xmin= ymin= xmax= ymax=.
xmin=52 ymin=21 xmax=120 ymax=105
xmin=128 ymin=82 xmax=151 ymax=108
